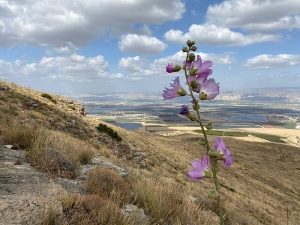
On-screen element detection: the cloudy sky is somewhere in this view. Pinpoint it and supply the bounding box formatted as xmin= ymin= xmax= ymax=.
xmin=0 ymin=0 xmax=300 ymax=95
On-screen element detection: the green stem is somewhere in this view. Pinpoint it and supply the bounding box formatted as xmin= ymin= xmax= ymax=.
xmin=183 ymin=49 xmax=210 ymax=153
xmin=184 ymin=48 xmax=223 ymax=224
xmin=212 ymin=159 xmax=224 ymax=225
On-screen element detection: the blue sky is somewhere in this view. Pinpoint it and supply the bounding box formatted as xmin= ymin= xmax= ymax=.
xmin=0 ymin=0 xmax=300 ymax=95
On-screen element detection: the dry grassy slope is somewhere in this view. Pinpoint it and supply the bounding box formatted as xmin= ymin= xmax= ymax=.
xmin=0 ymin=80 xmax=299 ymax=225
xmin=122 ymin=126 xmax=300 ymax=225
xmin=0 ymin=80 xmax=92 ymax=138
xmin=88 ymin=113 xmax=300 ymax=223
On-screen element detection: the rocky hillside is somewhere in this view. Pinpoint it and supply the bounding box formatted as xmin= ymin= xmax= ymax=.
xmin=0 ymin=80 xmax=299 ymax=225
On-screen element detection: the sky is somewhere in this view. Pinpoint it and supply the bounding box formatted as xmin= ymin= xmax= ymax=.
xmin=0 ymin=0 xmax=300 ymax=96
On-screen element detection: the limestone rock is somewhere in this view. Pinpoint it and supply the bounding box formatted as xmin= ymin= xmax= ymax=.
xmin=78 ymin=157 xmax=128 ymax=179
xmin=4 ymin=145 xmax=13 ymax=149
xmin=121 ymin=204 xmax=148 ymax=224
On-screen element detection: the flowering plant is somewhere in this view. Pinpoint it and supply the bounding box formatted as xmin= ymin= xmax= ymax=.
xmin=162 ymin=40 xmax=233 ymax=225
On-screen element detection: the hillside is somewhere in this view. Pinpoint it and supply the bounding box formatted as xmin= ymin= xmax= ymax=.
xmin=0 ymin=80 xmax=299 ymax=225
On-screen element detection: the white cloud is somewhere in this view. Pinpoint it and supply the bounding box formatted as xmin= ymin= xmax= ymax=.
xmin=153 ymin=51 xmax=234 ymax=66
xmin=53 ymin=42 xmax=78 ymax=54
xmin=118 ymin=56 xmax=155 ymax=77
xmin=206 ymin=0 xmax=300 ymax=32
xmin=0 ymin=54 xmax=111 ymax=81
xmin=137 ymin=25 xmax=152 ymax=36
xmin=0 ymin=59 xmax=13 ymax=73
xmin=119 ymin=34 xmax=167 ymax=54
xmin=246 ymin=54 xmax=300 ymax=68
xmin=240 ymin=15 xmax=300 ymax=32
xmin=164 ymin=24 xmax=280 ymax=46
xmin=119 ymin=51 xmax=234 ymax=78
xmin=0 ymin=0 xmax=185 ymax=47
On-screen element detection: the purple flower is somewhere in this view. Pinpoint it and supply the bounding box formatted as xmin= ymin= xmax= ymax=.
xmin=196 ymin=73 xmax=210 ymax=85
xmin=166 ymin=63 xmax=175 ymax=73
xmin=188 ymin=155 xmax=210 ymax=180
xmin=166 ymin=63 xmax=181 ymax=73
xmin=187 ymin=73 xmax=211 ymax=92
xmin=199 ymin=78 xmax=219 ymax=100
xmin=179 ymin=105 xmax=189 ymax=116
xmin=187 ymin=55 xmax=213 ymax=77
xmin=187 ymin=76 xmax=200 ymax=92
xmin=163 ymin=77 xmax=186 ymax=100
xmin=213 ymin=137 xmax=233 ymax=168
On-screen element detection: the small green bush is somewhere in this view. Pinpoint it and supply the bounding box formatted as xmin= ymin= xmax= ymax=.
xmin=96 ymin=124 xmax=122 ymax=141
xmin=41 ymin=93 xmax=57 ymax=104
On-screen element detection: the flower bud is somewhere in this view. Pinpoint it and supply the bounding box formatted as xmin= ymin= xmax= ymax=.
xmin=208 ymin=190 xmax=219 ymax=199
xmin=208 ymin=150 xmax=224 ymax=159
xmin=198 ymin=138 xmax=207 ymax=147
xmin=200 ymin=92 xmax=208 ymax=100
xmin=187 ymin=114 xmax=198 ymax=122
xmin=193 ymin=102 xmax=200 ymax=111
xmin=191 ymin=40 xmax=195 ymax=45
xmin=166 ymin=63 xmax=181 ymax=73
xmin=190 ymin=80 xmax=198 ymax=89
xmin=177 ymin=88 xmax=187 ymax=96
xmin=182 ymin=47 xmax=189 ymax=52
xmin=186 ymin=40 xmax=193 ymax=47
xmin=188 ymin=53 xmax=195 ymax=62
xmin=190 ymin=46 xmax=197 ymax=51
xmin=189 ymin=68 xmax=198 ymax=76
xmin=179 ymin=105 xmax=189 ymax=116
xmin=173 ymin=64 xmax=181 ymax=72
xmin=204 ymin=171 xmax=213 ymax=178
xmin=206 ymin=122 xmax=213 ymax=130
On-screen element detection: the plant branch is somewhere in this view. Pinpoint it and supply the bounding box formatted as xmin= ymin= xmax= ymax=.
xmin=183 ymin=47 xmax=224 ymax=225
xmin=183 ymin=49 xmax=210 ymax=153
xmin=212 ymin=159 xmax=224 ymax=225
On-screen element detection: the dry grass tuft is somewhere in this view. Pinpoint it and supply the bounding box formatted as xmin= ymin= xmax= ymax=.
xmin=42 ymin=208 xmax=63 ymax=225
xmin=85 ymin=168 xmax=130 ymax=206
xmin=28 ymin=128 xmax=96 ymax=178
xmin=132 ymin=178 xmax=182 ymax=223
xmin=132 ymin=177 xmax=215 ymax=224
xmin=77 ymin=148 xmax=94 ymax=165
xmin=2 ymin=124 xmax=36 ymax=149
xmin=61 ymin=194 xmax=129 ymax=225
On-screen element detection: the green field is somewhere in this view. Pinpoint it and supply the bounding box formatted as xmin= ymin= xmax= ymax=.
xmin=195 ymin=129 xmax=286 ymax=143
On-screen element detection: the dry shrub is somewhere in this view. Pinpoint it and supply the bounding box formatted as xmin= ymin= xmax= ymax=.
xmin=61 ymin=194 xmax=128 ymax=225
xmin=28 ymin=128 xmax=96 ymax=178
xmin=132 ymin=178 xmax=183 ymax=223
xmin=77 ymin=148 xmax=94 ymax=165
xmin=85 ymin=168 xmax=130 ymax=205
xmin=174 ymin=200 xmax=216 ymax=225
xmin=2 ymin=124 xmax=36 ymax=149
xmin=29 ymin=145 xmax=78 ymax=178
xmin=132 ymin=177 xmax=214 ymax=224
xmin=42 ymin=208 xmax=62 ymax=225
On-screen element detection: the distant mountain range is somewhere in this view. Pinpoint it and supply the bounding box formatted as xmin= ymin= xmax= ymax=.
xmin=218 ymin=87 xmax=300 ymax=103
xmin=75 ymin=87 xmax=300 ymax=104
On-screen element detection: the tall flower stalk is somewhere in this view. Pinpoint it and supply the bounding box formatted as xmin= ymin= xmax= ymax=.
xmin=162 ymin=40 xmax=233 ymax=225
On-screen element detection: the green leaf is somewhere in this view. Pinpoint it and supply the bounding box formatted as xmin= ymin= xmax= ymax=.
xmin=208 ymin=190 xmax=219 ymax=199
